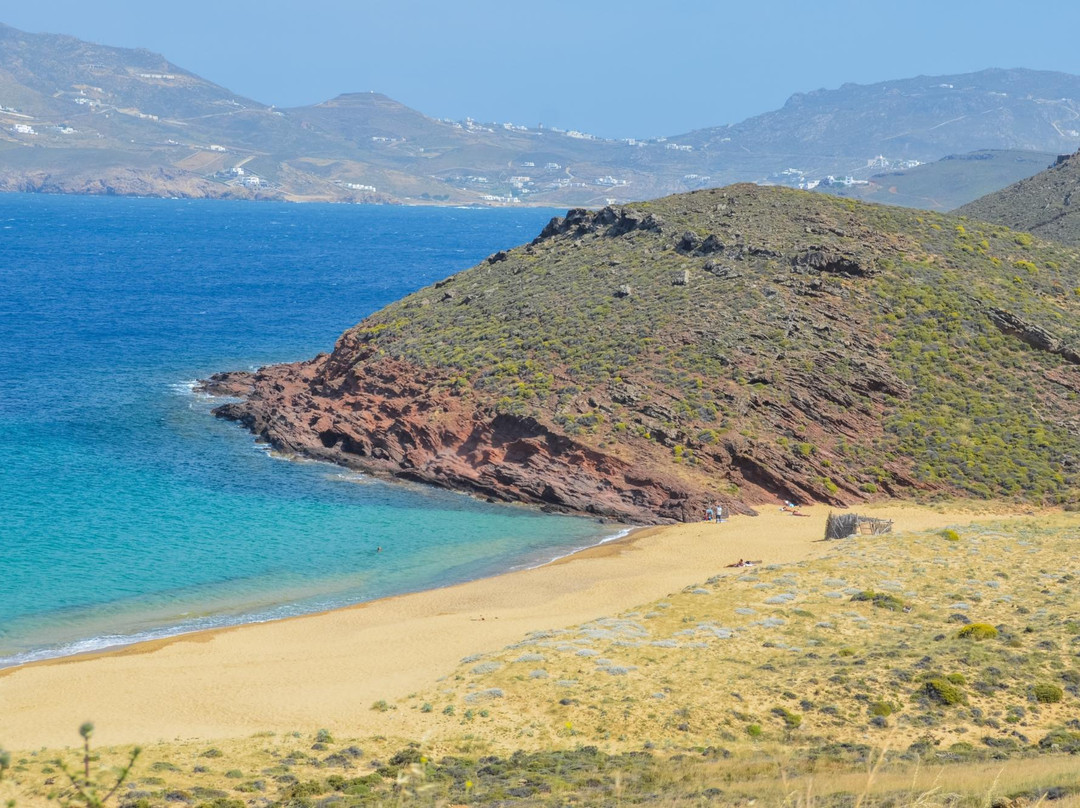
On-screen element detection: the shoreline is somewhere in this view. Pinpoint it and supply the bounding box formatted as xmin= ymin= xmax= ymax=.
xmin=0 ymin=525 xmax=649 ymax=677
xmin=0 ymin=504 xmax=1033 ymax=751
xmin=0 ymin=519 xmax=638 ymax=672
xmin=0 ymin=187 xmax=585 ymax=210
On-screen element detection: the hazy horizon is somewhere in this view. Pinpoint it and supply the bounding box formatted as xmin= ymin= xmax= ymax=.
xmin=8 ymin=0 xmax=1080 ymax=140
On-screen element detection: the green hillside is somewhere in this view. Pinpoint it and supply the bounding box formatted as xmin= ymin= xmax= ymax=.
xmin=958 ymin=150 xmax=1080 ymax=246
xmin=223 ymin=185 xmax=1080 ymax=519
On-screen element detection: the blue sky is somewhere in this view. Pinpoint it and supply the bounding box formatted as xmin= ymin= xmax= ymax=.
xmin=7 ymin=0 xmax=1080 ymax=139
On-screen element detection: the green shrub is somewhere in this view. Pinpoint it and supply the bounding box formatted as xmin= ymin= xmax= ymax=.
xmin=859 ymin=482 xmax=878 ymax=494
xmin=746 ymin=724 xmax=763 ymax=738
xmin=923 ymin=678 xmax=966 ymax=706
xmin=940 ymin=529 xmax=960 ymax=542
xmin=196 ymin=799 xmax=245 ymax=808
xmin=850 ymin=591 xmax=905 ymax=611
xmin=199 ymin=748 xmax=224 ymax=758
xmin=957 ymin=623 xmax=997 ymax=640
xmin=1039 ymin=729 xmax=1080 ymax=752
xmin=1014 ymin=233 xmax=1034 ymax=247
xmin=771 ymin=707 xmax=802 ymax=729
xmin=370 ymin=699 xmax=394 ymax=712
xmin=945 ymin=673 xmax=966 ymax=685
xmin=1032 ymin=683 xmax=1064 ymax=703
xmin=869 ymin=700 xmax=894 ymax=717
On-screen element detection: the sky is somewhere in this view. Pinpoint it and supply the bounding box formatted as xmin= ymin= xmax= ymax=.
xmin=6 ymin=0 xmax=1080 ymax=140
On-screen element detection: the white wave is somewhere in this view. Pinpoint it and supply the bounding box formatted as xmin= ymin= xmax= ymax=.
xmin=330 ymin=471 xmax=368 ymax=483
xmin=506 ymin=526 xmax=639 ymax=572
xmin=168 ymin=379 xmax=215 ymax=400
xmin=167 ymin=379 xmax=198 ymax=395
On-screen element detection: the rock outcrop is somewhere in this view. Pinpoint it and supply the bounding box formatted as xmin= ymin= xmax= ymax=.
xmin=204 ymin=355 xmax=704 ymax=524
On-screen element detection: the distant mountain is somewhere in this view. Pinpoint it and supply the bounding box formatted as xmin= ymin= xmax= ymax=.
xmin=815 ymin=149 xmax=1057 ymax=211
xmin=683 ymin=69 xmax=1080 ymax=179
xmin=957 ymin=149 xmax=1080 ymax=245
xmin=1 ymin=22 xmax=1079 ymax=205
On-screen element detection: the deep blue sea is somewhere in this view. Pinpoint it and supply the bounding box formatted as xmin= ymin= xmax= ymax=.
xmin=0 ymin=194 xmax=621 ymax=667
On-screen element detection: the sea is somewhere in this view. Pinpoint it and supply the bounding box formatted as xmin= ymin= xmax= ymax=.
xmin=0 ymin=194 xmax=625 ymax=668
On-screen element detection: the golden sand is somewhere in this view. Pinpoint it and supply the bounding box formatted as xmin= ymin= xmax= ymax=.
xmin=0 ymin=503 xmax=1030 ymax=751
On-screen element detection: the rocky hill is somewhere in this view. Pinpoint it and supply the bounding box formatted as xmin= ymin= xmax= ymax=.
xmin=1 ymin=22 xmax=1079 ymax=205
xmin=682 ymin=69 xmax=1080 ymax=172
xmin=957 ymin=149 xmax=1080 ymax=245
xmin=205 ymin=185 xmax=1080 ymax=523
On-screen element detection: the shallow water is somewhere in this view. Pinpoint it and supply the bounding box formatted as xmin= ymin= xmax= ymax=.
xmin=0 ymin=194 xmax=620 ymax=667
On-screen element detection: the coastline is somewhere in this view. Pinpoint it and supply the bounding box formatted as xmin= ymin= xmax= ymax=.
xmin=0 ymin=519 xmax=635 ymax=672
xmin=0 ymin=503 xmax=1031 ymax=751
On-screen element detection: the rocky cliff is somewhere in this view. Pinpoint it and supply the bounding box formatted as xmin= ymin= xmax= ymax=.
xmin=206 ymin=185 xmax=1080 ymax=522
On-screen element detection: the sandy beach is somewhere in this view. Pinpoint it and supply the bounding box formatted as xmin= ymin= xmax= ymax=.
xmin=0 ymin=503 xmax=1027 ymax=751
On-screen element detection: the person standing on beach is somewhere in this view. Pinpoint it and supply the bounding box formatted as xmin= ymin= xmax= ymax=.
xmin=715 ymin=502 xmax=723 ymax=523
xmin=705 ymin=506 xmax=713 ymax=522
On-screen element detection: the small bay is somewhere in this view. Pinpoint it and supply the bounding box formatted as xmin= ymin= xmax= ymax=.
xmin=0 ymin=194 xmax=619 ymax=667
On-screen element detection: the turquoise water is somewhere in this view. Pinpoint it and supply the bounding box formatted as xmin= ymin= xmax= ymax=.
xmin=0 ymin=195 xmax=621 ymax=667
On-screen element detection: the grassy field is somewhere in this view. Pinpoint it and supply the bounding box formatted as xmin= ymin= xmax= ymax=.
xmin=6 ymin=511 xmax=1080 ymax=806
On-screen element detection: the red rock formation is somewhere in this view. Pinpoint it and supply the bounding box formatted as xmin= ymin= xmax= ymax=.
xmin=203 ymin=353 xmax=717 ymax=525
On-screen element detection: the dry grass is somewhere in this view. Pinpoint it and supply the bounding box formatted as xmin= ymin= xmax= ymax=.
xmin=403 ymin=512 xmax=1080 ymax=761
xmin=6 ymin=732 xmax=1080 ymax=807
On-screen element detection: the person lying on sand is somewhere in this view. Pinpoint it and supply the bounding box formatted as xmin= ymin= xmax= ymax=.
xmin=726 ymin=559 xmax=763 ymax=568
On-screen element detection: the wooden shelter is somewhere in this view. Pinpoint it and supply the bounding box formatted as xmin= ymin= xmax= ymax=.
xmin=824 ymin=512 xmax=894 ymax=540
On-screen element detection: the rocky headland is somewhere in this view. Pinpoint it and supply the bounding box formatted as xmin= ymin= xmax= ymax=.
xmin=205 ymin=185 xmax=1080 ymax=523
